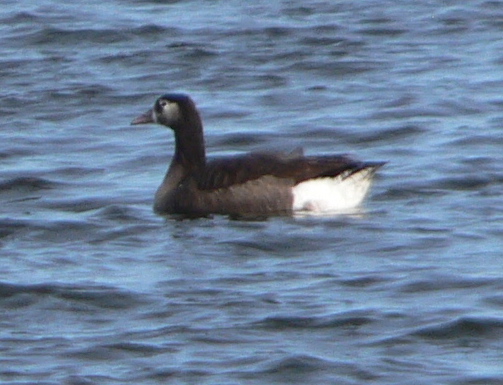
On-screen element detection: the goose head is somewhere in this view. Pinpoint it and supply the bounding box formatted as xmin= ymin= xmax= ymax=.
xmin=131 ymin=93 xmax=193 ymax=128
xmin=131 ymin=93 xmax=206 ymax=169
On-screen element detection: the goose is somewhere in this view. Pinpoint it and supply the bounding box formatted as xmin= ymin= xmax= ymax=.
xmin=131 ymin=93 xmax=384 ymax=217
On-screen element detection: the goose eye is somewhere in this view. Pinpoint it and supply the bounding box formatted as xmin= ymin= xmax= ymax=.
xmin=159 ymin=100 xmax=168 ymax=108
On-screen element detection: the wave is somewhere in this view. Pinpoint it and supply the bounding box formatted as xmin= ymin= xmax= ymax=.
xmin=411 ymin=315 xmax=503 ymax=340
xmin=0 ymin=176 xmax=57 ymax=192
xmin=0 ymin=281 xmax=144 ymax=310
xmin=255 ymin=311 xmax=375 ymax=330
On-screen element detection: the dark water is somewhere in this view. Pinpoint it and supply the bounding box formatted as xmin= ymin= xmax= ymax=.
xmin=2 ymin=0 xmax=503 ymax=384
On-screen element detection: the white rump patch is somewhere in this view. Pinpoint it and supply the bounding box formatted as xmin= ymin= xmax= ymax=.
xmin=292 ymin=168 xmax=377 ymax=213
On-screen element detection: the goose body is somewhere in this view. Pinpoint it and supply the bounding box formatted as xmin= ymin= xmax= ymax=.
xmin=132 ymin=94 xmax=384 ymax=217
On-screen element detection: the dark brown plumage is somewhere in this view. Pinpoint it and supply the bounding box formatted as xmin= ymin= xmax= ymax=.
xmin=131 ymin=93 xmax=384 ymax=217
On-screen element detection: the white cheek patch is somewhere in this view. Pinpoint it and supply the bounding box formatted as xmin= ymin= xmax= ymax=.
xmin=165 ymin=102 xmax=181 ymax=123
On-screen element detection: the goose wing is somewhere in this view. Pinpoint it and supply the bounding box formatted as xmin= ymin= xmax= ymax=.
xmin=196 ymin=151 xmax=375 ymax=191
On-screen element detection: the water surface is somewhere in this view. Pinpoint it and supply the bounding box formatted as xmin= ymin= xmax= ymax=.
xmin=1 ymin=1 xmax=503 ymax=384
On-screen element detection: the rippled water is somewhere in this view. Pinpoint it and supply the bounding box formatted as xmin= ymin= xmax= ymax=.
xmin=2 ymin=0 xmax=503 ymax=384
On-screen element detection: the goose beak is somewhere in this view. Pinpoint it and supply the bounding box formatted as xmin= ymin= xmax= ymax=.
xmin=131 ymin=109 xmax=154 ymax=125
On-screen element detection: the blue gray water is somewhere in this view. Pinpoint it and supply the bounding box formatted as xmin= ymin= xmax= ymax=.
xmin=2 ymin=1 xmax=503 ymax=384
